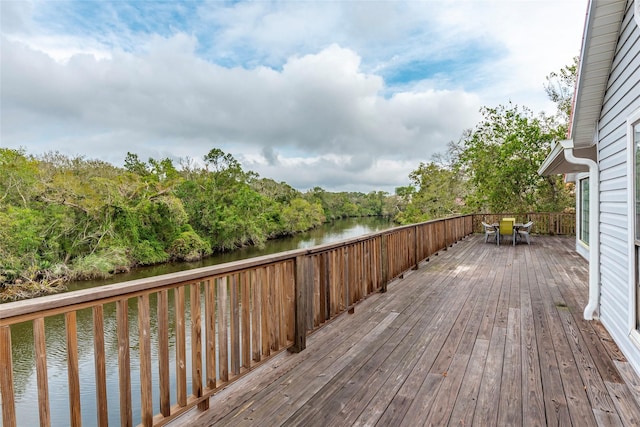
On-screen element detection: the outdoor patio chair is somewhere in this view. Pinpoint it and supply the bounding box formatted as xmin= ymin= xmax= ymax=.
xmin=482 ymin=221 xmax=497 ymax=244
xmin=516 ymin=221 xmax=534 ymax=245
xmin=499 ymin=219 xmax=515 ymax=246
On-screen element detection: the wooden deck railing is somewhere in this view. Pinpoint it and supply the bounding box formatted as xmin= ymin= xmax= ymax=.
xmin=472 ymin=212 xmax=576 ymax=235
xmin=0 ymin=215 xmax=473 ymax=427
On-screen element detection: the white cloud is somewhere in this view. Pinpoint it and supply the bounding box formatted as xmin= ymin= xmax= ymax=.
xmin=0 ymin=0 xmax=587 ymax=192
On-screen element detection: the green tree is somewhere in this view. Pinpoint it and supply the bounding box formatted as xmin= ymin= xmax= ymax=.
xmin=544 ymin=56 xmax=578 ymax=131
xmin=250 ymin=178 xmax=300 ymax=204
xmin=394 ymin=162 xmax=465 ymax=224
xmin=176 ymin=149 xmax=274 ymax=251
xmin=280 ymin=198 xmax=325 ymax=234
xmin=0 ymin=148 xmax=40 ymax=208
xmin=361 ymin=191 xmax=389 ymax=217
xmin=457 ymin=103 xmax=568 ymax=213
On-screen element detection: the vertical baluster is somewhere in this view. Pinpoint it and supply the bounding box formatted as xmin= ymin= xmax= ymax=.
xmin=138 ymin=294 xmax=153 ymax=426
xmin=269 ymin=265 xmax=279 ymax=351
xmin=175 ymin=287 xmax=187 ymax=407
xmin=363 ymin=241 xmax=368 ymax=293
xmin=381 ymin=234 xmax=388 ymax=292
xmin=353 ymin=244 xmax=358 ymax=302
xmin=286 ymin=261 xmax=294 ymax=341
xmin=204 ymin=280 xmax=217 ymax=389
xmin=280 ymin=264 xmax=287 ymax=344
xmin=33 ymin=317 xmax=51 ymax=427
xmin=376 ymin=237 xmax=382 ymax=288
xmin=116 ymin=299 xmax=132 ymax=427
xmin=190 ymin=283 xmax=206 ymax=411
xmin=335 ymin=249 xmax=342 ymax=312
xmin=92 ymin=306 xmax=108 ymax=427
xmin=313 ymin=255 xmax=321 ymax=328
xmin=346 ymin=246 xmax=353 ymax=307
xmin=157 ymin=290 xmax=171 ymax=417
xmin=65 ymin=312 xmax=81 ymax=427
xmin=241 ymin=272 xmax=251 ymax=369
xmin=230 ymin=275 xmax=240 ymax=376
xmin=217 ymin=277 xmax=229 ymax=382
xmin=251 ymin=269 xmax=262 ymax=363
xmin=321 ymin=252 xmax=330 ymax=321
xmin=354 ymin=243 xmax=360 ymax=301
xmin=260 ymin=267 xmax=270 ymax=358
xmin=275 ymin=264 xmax=285 ymax=349
xmin=341 ymin=247 xmax=346 ymax=309
xmin=292 ymin=256 xmax=309 ymax=353
xmin=366 ymin=241 xmax=371 ymax=294
xmin=264 ymin=266 xmax=274 ymax=352
xmin=288 ymin=261 xmax=297 ymax=343
xmin=296 ymin=255 xmax=306 ymax=345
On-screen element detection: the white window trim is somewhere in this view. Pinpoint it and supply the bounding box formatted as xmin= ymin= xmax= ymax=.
xmin=578 ymin=174 xmax=590 ymax=246
xmin=575 ymin=172 xmax=590 ymax=260
xmin=635 ymin=0 xmax=640 ymax=28
xmin=627 ymin=107 xmax=640 ymax=345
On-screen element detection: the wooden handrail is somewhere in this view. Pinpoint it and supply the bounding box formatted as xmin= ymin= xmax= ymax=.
xmin=0 ymin=214 xmax=477 ymax=427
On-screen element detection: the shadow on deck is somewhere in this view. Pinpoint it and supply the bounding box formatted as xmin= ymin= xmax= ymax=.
xmin=172 ymin=235 xmax=640 ymax=426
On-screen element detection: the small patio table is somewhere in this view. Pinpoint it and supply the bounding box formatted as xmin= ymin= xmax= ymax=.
xmin=492 ymin=221 xmax=524 ymax=246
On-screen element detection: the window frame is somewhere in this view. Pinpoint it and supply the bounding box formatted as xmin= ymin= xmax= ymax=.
xmin=626 ymin=107 xmax=640 ymax=343
xmin=579 ymin=176 xmax=590 ymax=245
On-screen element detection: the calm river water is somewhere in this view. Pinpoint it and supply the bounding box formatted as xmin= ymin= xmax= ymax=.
xmin=5 ymin=217 xmax=392 ymax=427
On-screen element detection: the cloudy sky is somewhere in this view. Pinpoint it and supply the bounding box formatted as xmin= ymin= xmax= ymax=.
xmin=1 ymin=0 xmax=587 ymax=193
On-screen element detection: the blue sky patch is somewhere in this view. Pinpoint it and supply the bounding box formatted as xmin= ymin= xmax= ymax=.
xmin=382 ymin=42 xmax=505 ymax=90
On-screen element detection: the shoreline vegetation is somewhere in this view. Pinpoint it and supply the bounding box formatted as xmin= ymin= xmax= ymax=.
xmin=0 ymin=148 xmax=398 ymax=302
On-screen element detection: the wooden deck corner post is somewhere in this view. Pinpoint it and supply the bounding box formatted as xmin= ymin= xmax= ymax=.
xmin=381 ymin=234 xmax=388 ymax=293
xmin=291 ymin=255 xmax=309 ymax=353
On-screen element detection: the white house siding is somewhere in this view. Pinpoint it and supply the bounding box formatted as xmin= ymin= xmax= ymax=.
xmin=597 ymin=0 xmax=640 ymax=374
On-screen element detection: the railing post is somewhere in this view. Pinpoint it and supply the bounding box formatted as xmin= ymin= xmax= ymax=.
xmin=444 ymin=219 xmax=448 ymax=250
xmin=381 ymin=234 xmax=388 ymax=293
xmin=344 ymin=247 xmax=350 ymax=309
xmin=1 ymin=325 xmax=16 ymax=427
xmin=413 ymin=225 xmax=419 ymax=270
xmin=320 ymin=252 xmax=330 ymax=322
xmin=291 ymin=255 xmax=309 ymax=353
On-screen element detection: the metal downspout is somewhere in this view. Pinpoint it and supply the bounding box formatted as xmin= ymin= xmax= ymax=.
xmin=560 ymin=139 xmax=600 ymax=320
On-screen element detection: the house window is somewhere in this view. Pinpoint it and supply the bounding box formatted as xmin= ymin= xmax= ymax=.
xmin=580 ymin=178 xmax=589 ymax=244
xmin=636 ymin=121 xmax=640 ymax=241
xmin=635 ymin=121 xmax=640 ymax=330
xmin=633 ymin=117 xmax=640 ymax=332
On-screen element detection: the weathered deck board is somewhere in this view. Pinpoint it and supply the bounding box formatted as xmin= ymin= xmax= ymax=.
xmin=171 ymin=236 xmax=640 ymax=427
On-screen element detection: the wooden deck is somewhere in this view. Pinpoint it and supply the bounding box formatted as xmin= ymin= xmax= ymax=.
xmin=171 ymin=235 xmax=640 ymax=426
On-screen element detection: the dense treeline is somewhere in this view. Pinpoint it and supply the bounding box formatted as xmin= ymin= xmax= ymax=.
xmin=0 ymin=147 xmax=392 ymax=299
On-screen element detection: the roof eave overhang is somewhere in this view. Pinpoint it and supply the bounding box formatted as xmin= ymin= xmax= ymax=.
xmin=538 ymin=140 xmax=596 ymax=176
xmin=569 ymin=0 xmax=626 ymax=149
xmin=540 ymin=0 xmax=626 ymax=176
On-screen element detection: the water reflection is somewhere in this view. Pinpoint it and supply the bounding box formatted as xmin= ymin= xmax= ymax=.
xmin=6 ymin=217 xmax=392 ymax=426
